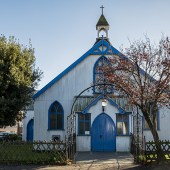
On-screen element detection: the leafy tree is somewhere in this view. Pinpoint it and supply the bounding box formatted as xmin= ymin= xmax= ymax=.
xmin=0 ymin=35 xmax=42 ymax=127
xmin=104 ymin=36 xmax=170 ymax=162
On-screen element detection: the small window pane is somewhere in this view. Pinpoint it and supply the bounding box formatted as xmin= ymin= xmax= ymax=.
xmin=85 ymin=114 xmax=90 ymax=121
xmin=79 ymin=122 xmax=84 ymax=134
xmin=50 ymin=113 xmax=57 ymax=129
xmin=117 ymin=114 xmax=129 ymax=135
xmin=57 ymin=106 xmax=62 ymax=114
xmin=85 ymin=122 xmax=90 ymax=131
xmin=78 ymin=114 xmax=91 ymax=135
xmin=123 ymin=122 xmax=129 ymax=135
xmin=57 ymin=113 xmax=62 ymax=129
xmin=79 ymin=114 xmax=84 ymax=121
xmin=123 ymin=115 xmax=128 ymax=121
xmin=117 ymin=122 xmax=123 ymax=135
xmin=117 ymin=114 xmax=122 ymax=121
xmin=96 ymin=67 xmax=102 ymax=73
xmin=54 ymin=102 xmax=59 ymax=109
xmin=98 ymin=61 xmax=102 ymax=66
xmin=50 ymin=106 xmax=56 ymax=113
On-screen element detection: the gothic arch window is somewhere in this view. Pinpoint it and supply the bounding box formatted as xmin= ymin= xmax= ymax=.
xmin=93 ymin=56 xmax=113 ymax=93
xmin=48 ymin=101 xmax=64 ymax=130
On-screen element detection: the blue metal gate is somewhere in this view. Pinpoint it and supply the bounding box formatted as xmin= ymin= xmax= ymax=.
xmin=91 ymin=113 xmax=116 ymax=151
xmin=27 ymin=119 xmax=34 ymax=141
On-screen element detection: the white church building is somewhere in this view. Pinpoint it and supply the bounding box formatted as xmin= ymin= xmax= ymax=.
xmin=23 ymin=11 xmax=170 ymax=152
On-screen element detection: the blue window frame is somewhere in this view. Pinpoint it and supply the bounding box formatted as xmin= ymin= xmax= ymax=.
xmin=93 ymin=56 xmax=113 ymax=93
xmin=78 ymin=113 xmax=91 ymax=135
xmin=116 ymin=114 xmax=129 ymax=135
xmin=48 ymin=101 xmax=64 ymax=130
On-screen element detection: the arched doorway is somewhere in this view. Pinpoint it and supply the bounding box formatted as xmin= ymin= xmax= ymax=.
xmin=27 ymin=119 xmax=34 ymax=141
xmin=91 ymin=113 xmax=116 ymax=151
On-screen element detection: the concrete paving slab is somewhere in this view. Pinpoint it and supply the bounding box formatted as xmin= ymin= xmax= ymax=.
xmin=76 ymin=152 xmax=134 ymax=165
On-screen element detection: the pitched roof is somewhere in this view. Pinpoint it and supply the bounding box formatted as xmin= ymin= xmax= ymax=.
xmin=33 ymin=39 xmax=122 ymax=100
xmin=96 ymin=14 xmax=109 ymax=27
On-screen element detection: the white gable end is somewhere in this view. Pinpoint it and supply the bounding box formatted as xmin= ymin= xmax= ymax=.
xmin=34 ymin=52 xmax=105 ymax=141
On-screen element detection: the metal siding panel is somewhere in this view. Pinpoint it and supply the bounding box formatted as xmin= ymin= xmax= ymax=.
xmin=34 ymin=54 xmax=101 ymax=141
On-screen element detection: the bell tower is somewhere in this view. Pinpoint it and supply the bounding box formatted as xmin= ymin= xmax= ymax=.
xmin=96 ymin=6 xmax=110 ymax=39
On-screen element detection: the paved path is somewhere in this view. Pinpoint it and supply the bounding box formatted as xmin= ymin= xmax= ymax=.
xmin=74 ymin=152 xmax=137 ymax=169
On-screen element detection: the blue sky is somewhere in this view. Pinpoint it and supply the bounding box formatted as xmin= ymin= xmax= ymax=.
xmin=1 ymin=0 xmax=170 ymax=89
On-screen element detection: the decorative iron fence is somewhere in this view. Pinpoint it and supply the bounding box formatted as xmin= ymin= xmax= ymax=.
xmin=145 ymin=140 xmax=170 ymax=162
xmin=131 ymin=107 xmax=144 ymax=164
xmin=131 ymin=137 xmax=170 ymax=163
xmin=0 ymin=141 xmax=68 ymax=164
xmin=66 ymin=134 xmax=76 ymax=163
xmin=130 ymin=134 xmax=144 ymax=163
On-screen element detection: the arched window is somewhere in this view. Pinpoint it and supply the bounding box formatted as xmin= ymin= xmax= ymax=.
xmin=48 ymin=101 xmax=64 ymax=130
xmin=93 ymin=56 xmax=113 ymax=93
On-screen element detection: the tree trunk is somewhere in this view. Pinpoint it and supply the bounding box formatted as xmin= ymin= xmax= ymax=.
xmin=151 ymin=127 xmax=165 ymax=163
xmin=142 ymin=109 xmax=165 ymax=163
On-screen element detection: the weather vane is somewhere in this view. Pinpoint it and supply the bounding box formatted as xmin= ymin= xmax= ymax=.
xmin=100 ymin=5 xmax=104 ymax=15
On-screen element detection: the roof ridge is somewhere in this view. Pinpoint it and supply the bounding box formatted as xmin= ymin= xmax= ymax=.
xmin=33 ymin=40 xmax=108 ymax=99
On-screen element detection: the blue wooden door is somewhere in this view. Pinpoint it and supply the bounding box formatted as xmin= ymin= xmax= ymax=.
xmin=91 ymin=113 xmax=116 ymax=151
xmin=27 ymin=119 xmax=34 ymax=141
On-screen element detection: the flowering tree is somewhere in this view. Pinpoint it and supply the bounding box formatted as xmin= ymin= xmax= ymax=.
xmin=105 ymin=36 xmax=170 ymax=162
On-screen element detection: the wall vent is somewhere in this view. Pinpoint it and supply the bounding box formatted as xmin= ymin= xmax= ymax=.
xmin=52 ymin=135 xmax=60 ymax=142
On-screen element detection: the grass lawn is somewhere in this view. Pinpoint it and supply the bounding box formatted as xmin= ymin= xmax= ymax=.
xmin=0 ymin=142 xmax=66 ymax=164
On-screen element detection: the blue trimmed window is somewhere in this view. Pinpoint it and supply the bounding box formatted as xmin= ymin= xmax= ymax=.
xmin=48 ymin=101 xmax=64 ymax=130
xmin=116 ymin=114 xmax=129 ymax=135
xmin=78 ymin=113 xmax=91 ymax=135
xmin=93 ymin=56 xmax=113 ymax=93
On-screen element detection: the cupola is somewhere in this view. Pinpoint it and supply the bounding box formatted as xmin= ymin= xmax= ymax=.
xmin=96 ymin=6 xmax=110 ymax=39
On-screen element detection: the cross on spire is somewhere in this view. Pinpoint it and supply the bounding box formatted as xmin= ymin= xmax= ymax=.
xmin=100 ymin=5 xmax=104 ymax=15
